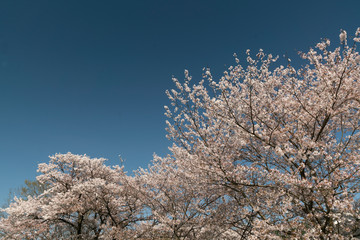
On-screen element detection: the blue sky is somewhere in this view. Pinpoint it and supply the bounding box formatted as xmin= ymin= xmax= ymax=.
xmin=0 ymin=0 xmax=359 ymax=204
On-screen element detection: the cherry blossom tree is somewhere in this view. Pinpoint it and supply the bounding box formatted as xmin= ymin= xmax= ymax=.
xmin=164 ymin=28 xmax=360 ymax=239
xmin=0 ymin=153 xmax=143 ymax=239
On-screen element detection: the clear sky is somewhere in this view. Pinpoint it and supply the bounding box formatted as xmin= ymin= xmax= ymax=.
xmin=0 ymin=0 xmax=359 ymax=204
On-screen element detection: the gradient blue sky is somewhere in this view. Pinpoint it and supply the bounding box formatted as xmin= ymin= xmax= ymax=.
xmin=0 ymin=0 xmax=359 ymax=203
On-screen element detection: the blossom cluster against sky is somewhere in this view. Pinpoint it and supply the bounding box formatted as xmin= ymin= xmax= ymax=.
xmin=0 ymin=0 xmax=359 ymax=203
